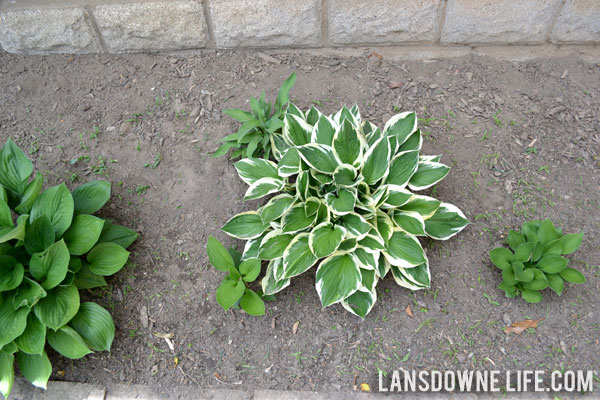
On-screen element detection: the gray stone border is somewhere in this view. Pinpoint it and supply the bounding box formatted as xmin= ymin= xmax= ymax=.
xmin=0 ymin=0 xmax=599 ymax=54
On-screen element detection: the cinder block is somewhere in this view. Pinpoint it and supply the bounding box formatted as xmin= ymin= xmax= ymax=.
xmin=551 ymin=0 xmax=600 ymax=43
xmin=0 ymin=6 xmax=102 ymax=54
xmin=442 ymin=0 xmax=562 ymax=44
xmin=209 ymin=0 xmax=321 ymax=48
xmin=93 ymin=1 xmax=208 ymax=53
xmin=329 ymin=0 xmax=443 ymax=45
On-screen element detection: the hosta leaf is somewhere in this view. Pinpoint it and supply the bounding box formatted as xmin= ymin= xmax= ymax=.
xmin=47 ymin=326 xmax=92 ymax=359
xmin=333 ymin=105 xmax=360 ymax=128
xmin=513 ymin=262 xmax=534 ymax=282
xmin=87 ymin=242 xmax=129 ymax=276
xmin=559 ymin=268 xmax=585 ymax=284
xmin=408 ymin=161 xmax=450 ymax=191
xmin=12 ymin=277 xmax=46 ymax=309
xmin=296 ymin=171 xmax=310 ymax=200
xmin=383 ymin=230 xmax=426 ymax=268
xmin=29 ymin=239 xmax=70 ymax=290
xmin=398 ymin=129 xmax=422 ymax=152
xmin=383 ymin=112 xmax=417 ymax=149
xmin=239 ymin=259 xmax=261 ymax=282
xmin=537 ymin=219 xmax=558 ymax=244
xmin=0 ymin=198 xmax=11 ymax=228
xmin=523 ymin=269 xmax=548 ymax=291
xmin=262 ymin=258 xmax=290 ymax=296
xmin=375 ymin=253 xmax=391 ymax=279
xmin=234 ymin=158 xmax=280 ymax=185
xmin=297 ymin=144 xmax=338 ymax=174
xmin=33 ymin=284 xmax=79 ymax=330
xmin=358 ymin=233 xmax=385 ymax=252
xmin=354 ymin=247 xmax=378 ymax=270
xmin=282 ymin=234 xmax=317 ymax=279
xmin=207 ymin=235 xmax=234 ymax=272
xmin=270 ymin=134 xmax=290 ymax=161
xmin=24 ymin=214 xmax=54 ymax=254
xmin=73 ymin=262 xmax=107 ymax=289
xmin=521 ymin=289 xmax=542 ymax=303
xmin=239 ymin=289 xmax=265 ymax=316
xmin=30 ymin=183 xmax=74 ymax=239
xmin=315 ymin=253 xmax=361 ymax=308
xmin=283 ymin=114 xmax=311 ymax=146
xmin=362 ymin=136 xmax=390 ymax=185
xmin=398 ymin=195 xmax=440 ymax=220
xmin=260 ymin=194 xmax=295 ymax=223
xmin=325 ymin=188 xmax=355 ymax=215
xmin=0 ymin=214 xmax=27 ymax=243
xmin=341 ymin=288 xmax=376 ymax=319
xmin=15 ymin=313 xmax=46 ymax=355
xmin=392 ymin=211 xmax=425 ymax=236
xmin=275 ymin=72 xmax=296 ymax=112
xmin=244 ymin=177 xmax=285 ymax=200
xmin=15 ymin=173 xmax=43 ymax=215
xmin=69 ymin=302 xmax=115 ymax=352
xmin=241 ymin=233 xmax=265 ymax=261
xmin=522 ymin=220 xmax=541 ymax=242
xmin=0 ymin=300 xmax=30 ymax=347
xmin=0 ymin=351 xmax=14 ymax=398
xmin=308 ymin=222 xmax=345 ymax=258
xmin=546 ymin=274 xmax=564 ymax=296
xmin=420 ymin=155 xmax=442 ymax=163
xmin=400 ymin=262 xmax=431 ymax=288
xmin=386 ymin=150 xmax=419 ymax=187
xmin=560 ymin=232 xmax=583 ymax=255
xmin=424 ymin=203 xmax=469 ymax=240
xmin=383 ymin=185 xmax=413 ymax=208
xmin=216 ymin=280 xmax=245 ymax=311
xmin=514 ymin=242 xmax=535 ymax=262
xmin=0 ymin=255 xmax=23 ymax=291
xmin=223 ymin=211 xmax=269 ymax=240
xmin=333 ymin=164 xmax=357 ymax=187
xmin=259 ymin=230 xmax=293 ymax=260
xmin=62 ymin=214 xmax=104 ymax=256
xmin=277 ymin=148 xmax=301 ymax=177
xmin=224 ymin=108 xmax=253 ymax=122
xmin=281 ymin=204 xmax=317 ymax=234
xmin=390 ymin=265 xmax=425 ymax=290
xmin=71 ymin=180 xmax=111 ymax=215
xmin=305 ymin=106 xmax=322 ymax=125
xmin=333 ymin=120 xmax=362 ymax=167
xmin=16 ymin=351 xmax=51 ymax=390
xmin=538 ymin=255 xmax=568 ymax=274
xmin=97 ymin=223 xmax=138 ymax=249
xmin=376 ymin=212 xmax=394 ymax=242
xmin=312 ymin=115 xmax=336 ymax=146
xmin=507 ymin=230 xmax=526 ymax=251
xmin=339 ymin=213 xmax=371 ymax=240
xmin=0 ymin=138 xmax=33 ymax=195
xmin=502 ymin=267 xmax=517 ymax=285
xmin=543 ymin=239 xmax=563 ymax=255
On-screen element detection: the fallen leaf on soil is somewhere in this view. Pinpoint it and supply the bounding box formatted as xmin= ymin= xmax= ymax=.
xmin=153 ymin=332 xmax=174 ymax=339
xmin=57 ymin=370 xmax=65 ymax=377
xmin=405 ymin=305 xmax=414 ymax=318
xmin=360 ymin=383 xmax=371 ymax=392
xmin=389 ymin=81 xmax=403 ymax=89
xmin=504 ymin=318 xmax=544 ymax=335
xmin=368 ymin=51 xmax=383 ymax=60
xmin=292 ymin=321 xmax=299 ymax=335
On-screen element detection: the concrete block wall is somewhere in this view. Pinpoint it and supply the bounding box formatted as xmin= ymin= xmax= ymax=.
xmin=0 ymin=0 xmax=598 ymax=54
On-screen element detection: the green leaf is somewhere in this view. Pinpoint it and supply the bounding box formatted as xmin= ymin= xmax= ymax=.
xmin=537 ymin=219 xmax=558 ymax=244
xmin=71 ymin=180 xmax=111 ymax=215
xmin=69 ymin=302 xmax=115 ymax=352
xmin=408 ymin=161 xmax=450 ymax=191
xmin=0 ymin=300 xmax=30 ymax=348
xmin=239 ymin=259 xmax=261 ymax=282
xmin=222 ymin=211 xmax=269 ymax=240
xmin=224 ymin=108 xmax=253 ymax=122
xmin=333 ymin=120 xmax=362 ymax=167
xmin=383 ymin=112 xmax=417 ymax=148
xmin=0 ymin=138 xmax=33 ymax=195
xmin=546 ymin=274 xmax=564 ymax=296
xmin=258 ymin=231 xmax=293 ymax=260
xmin=502 ymin=267 xmax=517 ymax=285
xmin=316 ymin=253 xmax=361 ymax=308
xmin=398 ymin=195 xmax=440 ymax=219
xmin=0 ymin=351 xmax=14 ymax=398
xmin=283 ymin=114 xmax=311 ymax=146
xmin=24 ymin=215 xmax=54 ymax=254
xmin=560 ymin=232 xmax=583 ymax=255
xmin=16 ymin=351 xmax=51 ymax=389
xmin=513 ymin=262 xmax=534 ymax=282
xmin=362 ymin=136 xmax=390 ymax=185
xmin=341 ymin=289 xmax=376 ymax=319
xmin=277 ymin=147 xmax=301 ymax=177
xmin=282 ymin=233 xmax=318 ymax=279
xmin=87 ymin=242 xmax=130 ymax=276
xmin=275 ymin=72 xmax=296 ymax=112
xmin=243 ymin=177 xmax=284 ymax=200
xmin=33 ymin=284 xmax=79 ymax=330
xmin=234 ymin=158 xmax=280 ymax=185
xmin=507 ymin=230 xmax=526 ymax=251
xmin=308 ymin=222 xmax=345 ymax=258
xmin=423 ymin=202 xmax=469 ymax=240
xmin=383 ymin=185 xmax=412 ymax=208
xmin=325 ymin=188 xmax=355 ymax=215
xmin=261 ymin=258 xmax=290 ymax=296
xmin=47 ymin=326 xmax=92 ymax=359
xmin=73 ymin=262 xmax=107 ymax=289
xmin=392 ymin=211 xmax=425 ymax=236
xmin=12 ymin=277 xmax=46 ymax=309
xmin=522 ymin=220 xmax=541 ymax=242
xmin=0 ymin=198 xmax=11 ymax=228
xmin=30 ymin=183 xmax=74 ymax=239
xmin=260 ymin=194 xmax=295 ymax=223
xmin=523 ymin=269 xmax=548 ymax=290
xmin=15 ymin=173 xmax=43 ymax=215
xmin=216 ymin=279 xmax=245 ymax=311
xmin=29 ymin=239 xmax=70 ymax=290
xmin=514 ymin=242 xmax=535 ymax=262
xmin=384 ymin=230 xmax=426 ymax=268
xmin=207 ymin=235 xmax=234 ymax=272
xmin=212 ymin=141 xmax=238 ymax=158
xmin=239 ymin=289 xmax=265 ymax=316
xmin=15 ymin=313 xmax=46 ymax=355
xmin=62 ymin=214 xmax=104 ymax=256
xmin=559 ymin=268 xmax=585 ymax=284
xmin=385 ymin=150 xmax=419 ymax=187
xmin=537 ymin=255 xmax=568 ymax=274
xmin=0 ymin=255 xmax=23 ymax=291
xmin=297 ymin=144 xmax=338 ymax=174
xmin=489 ymin=247 xmax=513 ymax=270
xmin=521 ymin=289 xmax=542 ymax=303
xmin=398 ymin=129 xmax=422 ymax=152
xmin=97 ymin=223 xmax=138 ymax=249
xmin=312 ymin=115 xmax=336 ymax=146
xmin=0 ymin=214 xmax=28 ymax=243
xmin=281 ymin=204 xmax=317 ymax=234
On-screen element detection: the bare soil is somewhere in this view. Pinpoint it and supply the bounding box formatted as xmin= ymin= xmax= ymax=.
xmin=0 ymin=50 xmax=599 ymax=392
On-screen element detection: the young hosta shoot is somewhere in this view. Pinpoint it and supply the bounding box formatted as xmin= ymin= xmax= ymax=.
xmin=213 ymin=72 xmax=297 ymax=160
xmin=207 ymin=236 xmax=265 ymax=316
xmin=0 ymin=139 xmax=138 ymax=397
xmin=490 ymin=219 xmax=585 ymax=303
xmin=219 ymin=105 xmax=469 ymax=318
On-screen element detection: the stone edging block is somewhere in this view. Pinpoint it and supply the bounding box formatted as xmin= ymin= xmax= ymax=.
xmin=551 ymin=0 xmax=600 ymax=43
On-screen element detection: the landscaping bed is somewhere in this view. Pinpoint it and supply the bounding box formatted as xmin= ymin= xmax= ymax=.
xmin=0 ymin=50 xmax=598 ymax=391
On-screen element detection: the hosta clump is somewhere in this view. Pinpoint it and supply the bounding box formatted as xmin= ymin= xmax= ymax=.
xmin=220 ymin=105 xmax=469 ymax=318
xmin=0 ymin=139 xmax=138 ymax=397
xmin=490 ymin=219 xmax=585 ymax=303
xmin=213 ymin=72 xmax=297 ymax=160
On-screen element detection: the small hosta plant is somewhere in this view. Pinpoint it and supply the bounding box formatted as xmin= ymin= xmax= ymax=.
xmin=217 ymin=105 xmax=469 ymax=318
xmin=207 ymin=236 xmax=265 ymax=316
xmin=490 ymin=219 xmax=585 ymax=303
xmin=0 ymin=139 xmax=138 ymax=397
xmin=213 ymin=72 xmax=297 ymax=160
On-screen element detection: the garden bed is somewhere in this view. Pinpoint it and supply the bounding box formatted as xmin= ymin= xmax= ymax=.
xmin=0 ymin=50 xmax=598 ymax=391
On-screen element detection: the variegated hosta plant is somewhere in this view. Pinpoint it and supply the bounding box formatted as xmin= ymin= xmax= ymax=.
xmin=221 ymin=105 xmax=469 ymax=318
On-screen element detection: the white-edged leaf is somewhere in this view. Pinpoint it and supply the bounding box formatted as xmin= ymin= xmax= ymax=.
xmin=325 ymin=187 xmax=356 ymax=215
xmin=281 ymin=204 xmax=317 ymax=234
xmin=383 ymin=229 xmax=426 ymax=268
xmin=383 ymin=112 xmax=417 ymax=148
xmin=385 ymin=150 xmax=419 ymax=187
xmin=260 ymin=194 xmax=296 ymax=223
xmin=243 ymin=177 xmax=284 ymax=200
xmin=259 ymin=230 xmax=293 ymax=260
xmin=297 ymin=144 xmax=338 ymax=174
xmin=339 ymin=213 xmax=372 ymax=240
xmin=282 ymin=233 xmax=317 ymax=279
xmin=316 ymin=252 xmax=361 ymax=308
xmin=392 ymin=210 xmax=426 ymax=236
xmin=398 ymin=194 xmax=441 ymax=220
xmin=390 ymin=265 xmax=427 ymax=290
xmin=408 ymin=161 xmax=451 ymax=191
xmin=277 ymin=147 xmax=301 ymax=177
xmin=312 ymin=115 xmax=336 ymax=146
xmin=333 ymin=119 xmax=362 ymax=168
xmin=341 ymin=288 xmax=376 ymax=319
xmin=333 ymin=164 xmax=357 ymax=187
xmin=234 ymin=158 xmax=280 ymax=185
xmin=308 ymin=222 xmax=346 ymax=258
xmin=382 ymin=185 xmax=413 ymax=209
xmin=222 ymin=211 xmax=269 ymax=240
xmin=261 ymin=258 xmax=290 ymax=296
xmin=354 ymin=247 xmax=379 ymax=270
xmin=283 ymin=114 xmax=311 ymax=146
xmin=424 ymin=202 xmax=469 ymax=240
xmin=362 ymin=136 xmax=390 ymax=185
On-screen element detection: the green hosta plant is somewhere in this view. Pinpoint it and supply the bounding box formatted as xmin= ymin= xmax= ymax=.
xmin=0 ymin=139 xmax=138 ymax=397
xmin=490 ymin=219 xmax=585 ymax=303
xmin=219 ymin=105 xmax=469 ymax=318
xmin=213 ymin=72 xmax=297 ymax=160
xmin=207 ymin=236 xmax=265 ymax=316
